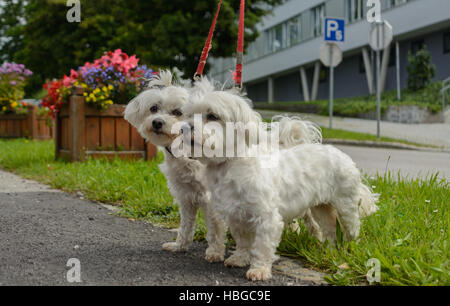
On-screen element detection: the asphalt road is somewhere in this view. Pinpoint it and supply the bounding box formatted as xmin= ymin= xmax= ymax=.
xmin=0 ymin=170 xmax=323 ymax=286
xmin=336 ymin=145 xmax=450 ymax=179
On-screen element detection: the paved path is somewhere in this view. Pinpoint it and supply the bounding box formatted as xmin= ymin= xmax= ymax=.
xmin=258 ymin=110 xmax=450 ymax=149
xmin=337 ymin=145 xmax=450 ymax=179
xmin=0 ymin=170 xmax=324 ymax=286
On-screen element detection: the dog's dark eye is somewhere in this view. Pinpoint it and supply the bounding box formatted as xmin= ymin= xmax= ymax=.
xmin=150 ymin=105 xmax=159 ymax=113
xmin=207 ymin=113 xmax=219 ymax=121
xmin=172 ymin=109 xmax=182 ymax=117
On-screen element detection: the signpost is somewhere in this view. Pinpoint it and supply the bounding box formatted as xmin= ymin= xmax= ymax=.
xmin=321 ymin=18 xmax=345 ymax=129
xmin=369 ymin=20 xmax=393 ymax=139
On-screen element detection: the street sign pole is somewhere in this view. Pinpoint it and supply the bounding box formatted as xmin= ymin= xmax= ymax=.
xmin=329 ymin=46 xmax=334 ymax=129
xmin=376 ymin=23 xmax=381 ymax=140
xmin=396 ymin=41 xmax=401 ymax=101
xmin=323 ymin=18 xmax=345 ymax=130
xmin=370 ymin=20 xmax=393 ymax=140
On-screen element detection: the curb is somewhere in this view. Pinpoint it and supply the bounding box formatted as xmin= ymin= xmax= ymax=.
xmin=324 ymin=138 xmax=450 ymax=153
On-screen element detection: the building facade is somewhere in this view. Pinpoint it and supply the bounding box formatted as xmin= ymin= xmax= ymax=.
xmin=209 ymin=0 xmax=450 ymax=102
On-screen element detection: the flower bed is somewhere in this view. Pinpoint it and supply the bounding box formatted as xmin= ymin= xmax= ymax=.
xmin=46 ymin=49 xmax=157 ymax=161
xmin=0 ymin=105 xmax=54 ymax=140
xmin=0 ymin=62 xmax=52 ymax=139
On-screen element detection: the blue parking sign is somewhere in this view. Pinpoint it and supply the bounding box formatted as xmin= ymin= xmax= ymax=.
xmin=324 ymin=18 xmax=345 ymax=42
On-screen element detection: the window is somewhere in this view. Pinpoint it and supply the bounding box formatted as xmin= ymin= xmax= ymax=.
xmin=264 ymin=23 xmax=286 ymax=54
xmin=444 ymin=32 xmax=450 ymax=54
xmin=347 ymin=0 xmax=364 ymax=22
xmin=411 ymin=40 xmax=425 ymax=54
xmin=287 ymin=16 xmax=301 ymax=47
xmin=273 ymin=24 xmax=284 ymax=52
xmin=381 ymin=0 xmax=408 ymax=10
xmin=311 ymin=4 xmax=324 ymax=37
xmin=264 ymin=30 xmax=272 ymax=55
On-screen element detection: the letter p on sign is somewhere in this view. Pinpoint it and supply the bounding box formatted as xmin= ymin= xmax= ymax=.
xmin=325 ymin=18 xmax=345 ymax=42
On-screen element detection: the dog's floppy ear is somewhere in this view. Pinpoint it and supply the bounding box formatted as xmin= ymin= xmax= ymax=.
xmin=231 ymin=94 xmax=261 ymax=148
xmin=124 ymin=95 xmax=142 ymax=127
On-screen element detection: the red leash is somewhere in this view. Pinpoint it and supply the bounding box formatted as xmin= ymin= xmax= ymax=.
xmin=194 ymin=0 xmax=246 ymax=89
xmin=233 ymin=0 xmax=245 ymax=89
xmin=194 ymin=0 xmax=223 ymax=80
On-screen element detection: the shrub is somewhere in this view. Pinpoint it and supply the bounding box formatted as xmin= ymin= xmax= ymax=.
xmin=407 ymin=46 xmax=436 ymax=91
xmin=0 ymin=62 xmax=33 ymax=114
xmin=253 ymin=81 xmax=445 ymax=117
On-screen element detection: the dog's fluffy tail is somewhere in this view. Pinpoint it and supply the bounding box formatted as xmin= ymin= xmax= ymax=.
xmin=358 ymin=183 xmax=379 ymax=218
xmin=272 ymin=115 xmax=323 ymax=148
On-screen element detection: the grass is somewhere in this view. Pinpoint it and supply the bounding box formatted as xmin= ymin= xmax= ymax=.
xmin=320 ymin=127 xmax=432 ymax=148
xmin=279 ymin=173 xmax=449 ymax=285
xmin=0 ymin=138 xmax=448 ymax=285
xmin=263 ymin=118 xmax=431 ymax=148
xmin=0 ymin=139 xmax=179 ymax=227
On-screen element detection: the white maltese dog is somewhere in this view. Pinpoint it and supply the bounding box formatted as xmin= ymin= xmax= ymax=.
xmin=182 ymin=80 xmax=379 ymax=281
xmin=124 ymin=71 xmax=227 ymax=262
xmin=124 ymin=73 xmax=328 ymax=265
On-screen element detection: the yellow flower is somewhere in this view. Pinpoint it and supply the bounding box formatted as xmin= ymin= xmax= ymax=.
xmin=81 ymin=83 xmax=88 ymax=88
xmin=83 ymin=92 xmax=88 ymax=96
xmin=89 ymin=93 xmax=95 ymax=98
xmin=1 ymin=106 xmax=6 ymax=112
xmin=108 ymin=85 xmax=113 ymax=90
xmin=102 ymin=86 xmax=107 ymax=92
xmin=107 ymin=100 xmax=113 ymax=105
xmin=86 ymin=97 xmax=91 ymax=102
xmin=93 ymin=88 xmax=100 ymax=94
xmin=11 ymin=102 xmax=18 ymax=108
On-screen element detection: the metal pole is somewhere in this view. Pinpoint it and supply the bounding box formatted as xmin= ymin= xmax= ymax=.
xmin=396 ymin=41 xmax=401 ymax=101
xmin=376 ymin=23 xmax=381 ymax=140
xmin=443 ymin=89 xmax=446 ymax=123
xmin=329 ymin=44 xmax=334 ymax=129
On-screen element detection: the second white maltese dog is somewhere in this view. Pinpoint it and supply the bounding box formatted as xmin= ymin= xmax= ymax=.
xmin=124 ymin=71 xmax=227 ymax=262
xmin=182 ymin=83 xmax=379 ymax=281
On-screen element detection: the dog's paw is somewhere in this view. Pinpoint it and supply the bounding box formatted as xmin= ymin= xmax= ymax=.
xmin=162 ymin=242 xmax=185 ymax=252
xmin=246 ymin=267 xmax=272 ymax=281
xmin=205 ymin=247 xmax=224 ymax=263
xmin=224 ymin=253 xmax=250 ymax=268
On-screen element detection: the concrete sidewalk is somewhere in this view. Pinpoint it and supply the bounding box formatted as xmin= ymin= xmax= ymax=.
xmin=257 ymin=110 xmax=450 ymax=149
xmin=0 ymin=170 xmax=325 ymax=286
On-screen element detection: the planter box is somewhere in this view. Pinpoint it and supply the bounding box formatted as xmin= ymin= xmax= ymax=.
xmin=0 ymin=105 xmax=54 ymax=140
xmin=55 ymin=86 xmax=157 ymax=162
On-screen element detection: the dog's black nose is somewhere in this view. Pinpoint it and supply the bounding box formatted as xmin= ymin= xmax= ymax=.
xmin=152 ymin=119 xmax=164 ymax=130
xmin=180 ymin=123 xmax=192 ymax=135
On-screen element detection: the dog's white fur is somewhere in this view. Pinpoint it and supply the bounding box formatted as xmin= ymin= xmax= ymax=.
xmin=183 ymin=81 xmax=379 ymax=281
xmin=124 ymin=71 xmax=226 ymax=262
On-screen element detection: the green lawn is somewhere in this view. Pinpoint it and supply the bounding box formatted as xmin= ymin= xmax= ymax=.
xmin=320 ymin=127 xmax=432 ymax=148
xmin=0 ymin=139 xmax=448 ymax=285
xmin=263 ymin=119 xmax=432 ymax=148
